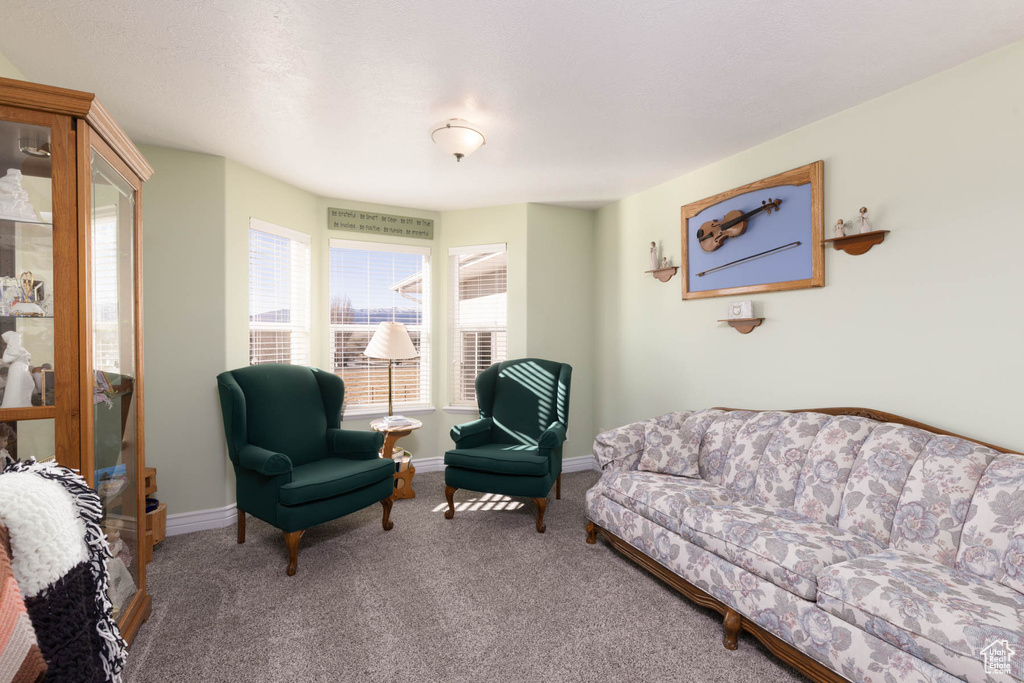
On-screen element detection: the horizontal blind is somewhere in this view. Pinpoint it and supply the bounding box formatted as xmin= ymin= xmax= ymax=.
xmin=249 ymin=219 xmax=311 ymax=366
xmin=449 ymin=244 xmax=507 ymax=405
xmin=329 ymin=239 xmax=431 ymax=412
xmin=92 ymin=207 xmax=121 ymax=372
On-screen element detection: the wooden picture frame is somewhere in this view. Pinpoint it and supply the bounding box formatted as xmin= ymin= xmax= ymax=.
xmin=680 ymin=161 xmax=824 ymax=300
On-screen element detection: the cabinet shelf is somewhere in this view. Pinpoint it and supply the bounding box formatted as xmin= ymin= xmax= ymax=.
xmin=0 ymin=217 xmax=52 ymax=228
xmin=0 ymin=405 xmax=56 ymax=421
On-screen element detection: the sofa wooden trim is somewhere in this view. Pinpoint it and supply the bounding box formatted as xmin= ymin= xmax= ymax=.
xmin=586 ymin=521 xmax=847 ymax=683
xmin=715 ymin=406 xmax=1020 ymax=454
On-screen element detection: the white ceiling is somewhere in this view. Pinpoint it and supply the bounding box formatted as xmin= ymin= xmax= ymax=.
xmin=2 ymin=1 xmax=1022 ymax=211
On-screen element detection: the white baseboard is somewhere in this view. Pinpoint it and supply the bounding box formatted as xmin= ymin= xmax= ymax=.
xmin=165 ymin=454 xmax=599 ymax=537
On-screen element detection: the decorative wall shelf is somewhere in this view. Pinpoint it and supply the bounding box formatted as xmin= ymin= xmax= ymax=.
xmin=823 ymin=230 xmax=890 ymax=256
xmin=718 ymin=318 xmax=764 ymax=334
xmin=645 ymin=266 xmax=678 ymax=283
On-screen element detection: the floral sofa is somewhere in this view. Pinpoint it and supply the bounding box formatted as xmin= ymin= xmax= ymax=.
xmin=585 ymin=408 xmax=1024 ymax=683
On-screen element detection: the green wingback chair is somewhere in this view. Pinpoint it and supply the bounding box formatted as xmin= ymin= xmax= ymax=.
xmin=217 ymin=364 xmax=394 ymax=576
xmin=443 ymin=358 xmax=572 ymax=533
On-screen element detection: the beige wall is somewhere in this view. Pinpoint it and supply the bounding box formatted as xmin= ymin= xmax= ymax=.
xmin=526 ymin=204 xmax=596 ymax=459
xmin=594 ymin=40 xmax=1024 ymax=451
xmin=0 ymin=50 xmax=25 ymax=80
xmin=138 ymin=145 xmax=228 ymax=515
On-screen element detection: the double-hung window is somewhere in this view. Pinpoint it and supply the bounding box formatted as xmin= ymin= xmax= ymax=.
xmin=248 ymin=218 xmax=311 ymax=365
xmin=448 ymin=244 xmax=507 ymax=406
xmin=329 ymin=239 xmax=431 ymax=414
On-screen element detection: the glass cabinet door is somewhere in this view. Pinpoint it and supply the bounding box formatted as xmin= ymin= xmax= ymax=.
xmin=0 ymin=116 xmax=58 ymax=464
xmin=88 ymin=144 xmax=142 ymax=620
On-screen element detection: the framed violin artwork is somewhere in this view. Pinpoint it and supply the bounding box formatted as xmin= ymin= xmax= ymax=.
xmin=680 ymin=161 xmax=824 ymax=299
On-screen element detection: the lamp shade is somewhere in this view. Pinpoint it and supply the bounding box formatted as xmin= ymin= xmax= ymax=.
xmin=430 ymin=119 xmax=485 ymax=162
xmin=363 ymin=321 xmax=419 ymax=360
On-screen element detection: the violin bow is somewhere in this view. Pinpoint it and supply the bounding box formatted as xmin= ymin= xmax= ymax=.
xmin=696 ymin=241 xmax=802 ymax=277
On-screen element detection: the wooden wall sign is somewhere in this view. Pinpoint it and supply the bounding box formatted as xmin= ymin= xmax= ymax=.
xmin=680 ymin=161 xmax=824 ymax=299
xmin=328 ymin=207 xmax=434 ymax=240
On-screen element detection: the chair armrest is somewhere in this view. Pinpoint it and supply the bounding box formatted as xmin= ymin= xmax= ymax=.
xmin=238 ymin=444 xmax=293 ymax=476
xmin=329 ymin=428 xmax=385 ymax=460
xmin=538 ymin=422 xmax=567 ymax=449
xmin=450 ymin=417 xmax=493 ymax=449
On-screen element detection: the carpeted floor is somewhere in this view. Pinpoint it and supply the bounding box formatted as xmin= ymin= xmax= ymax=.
xmin=124 ymin=470 xmax=807 ymax=683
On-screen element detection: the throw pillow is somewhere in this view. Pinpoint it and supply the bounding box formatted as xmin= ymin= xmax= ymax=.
xmin=638 ymin=409 xmax=723 ymax=477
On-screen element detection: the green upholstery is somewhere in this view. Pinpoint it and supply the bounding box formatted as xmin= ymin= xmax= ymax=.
xmin=444 ymin=358 xmax=572 ymax=505
xmin=217 ymin=364 xmax=389 ymax=534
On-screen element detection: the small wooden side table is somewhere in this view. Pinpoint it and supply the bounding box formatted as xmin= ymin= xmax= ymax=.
xmin=370 ymin=417 xmax=423 ymax=500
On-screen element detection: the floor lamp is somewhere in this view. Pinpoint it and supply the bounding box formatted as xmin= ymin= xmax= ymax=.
xmin=363 ymin=321 xmax=419 ymax=417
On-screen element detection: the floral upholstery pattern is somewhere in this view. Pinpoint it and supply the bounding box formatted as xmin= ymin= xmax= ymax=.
xmin=638 ymin=409 xmax=720 ymax=477
xmin=586 ymin=491 xmax=961 ymax=683
xmin=956 ymin=454 xmax=1024 ymax=581
xmin=891 ymin=436 xmax=998 ymax=568
xmin=593 ymin=421 xmax=647 ymax=471
xmin=817 ymin=549 xmax=1024 ymax=682
xmin=837 ymin=424 xmax=932 ymax=545
xmin=1002 ymin=523 xmax=1024 ymax=595
xmin=596 ymin=469 xmax=741 ymax=538
xmin=794 ymin=417 xmax=880 ymax=525
xmin=699 ymin=411 xmax=756 ymax=485
xmin=753 ymin=412 xmax=833 ymax=509
xmin=720 ymin=411 xmax=791 ymax=499
xmin=681 ymin=502 xmax=885 ymax=600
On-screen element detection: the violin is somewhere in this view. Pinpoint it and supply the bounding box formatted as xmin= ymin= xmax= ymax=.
xmin=696 ymin=198 xmax=782 ymax=253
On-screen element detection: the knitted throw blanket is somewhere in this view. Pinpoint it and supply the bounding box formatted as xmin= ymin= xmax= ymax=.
xmin=0 ymin=525 xmax=45 ymax=683
xmin=0 ymin=461 xmax=127 ymax=682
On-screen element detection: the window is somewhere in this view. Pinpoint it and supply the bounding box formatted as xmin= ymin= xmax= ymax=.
xmin=329 ymin=239 xmax=431 ymax=413
xmin=448 ymin=244 xmax=507 ymax=405
xmin=248 ymin=219 xmax=311 ymax=365
xmin=92 ymin=206 xmax=120 ymax=371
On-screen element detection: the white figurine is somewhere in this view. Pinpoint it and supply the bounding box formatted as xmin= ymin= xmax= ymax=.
xmin=833 ymin=219 xmax=846 ymax=238
xmin=1 ymin=331 xmax=33 ymax=408
xmin=649 ymin=241 xmax=658 ymax=270
xmin=0 ymin=169 xmax=37 ymax=222
xmin=858 ymin=207 xmax=873 ymax=234
xmin=661 ymin=256 xmax=669 ymax=269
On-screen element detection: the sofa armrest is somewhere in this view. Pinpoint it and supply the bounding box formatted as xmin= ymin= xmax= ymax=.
xmin=450 ymin=417 xmax=493 ymax=449
xmin=238 ymin=444 xmax=293 ymax=476
xmin=592 ymin=422 xmax=648 ymax=471
xmin=329 ymin=428 xmax=385 ymax=460
xmin=538 ymin=422 xmax=567 ymax=449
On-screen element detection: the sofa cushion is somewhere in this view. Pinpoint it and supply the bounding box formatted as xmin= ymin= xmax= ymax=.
xmin=699 ymin=411 xmax=756 ymax=485
xmin=680 ymin=502 xmax=886 ymax=600
xmin=279 ymin=457 xmax=395 ymax=506
xmin=638 ymin=409 xmax=723 ymax=478
xmin=837 ymin=424 xmax=931 ymax=545
xmin=1002 ymin=523 xmax=1024 ymax=596
xmin=752 ymin=412 xmax=832 ymax=510
xmin=720 ymin=411 xmax=791 ymax=499
xmin=444 ymin=444 xmax=549 ymax=476
xmin=793 ymin=416 xmax=879 ymax=525
xmin=817 ymin=549 xmax=1024 ymax=682
xmin=956 ymin=453 xmax=1024 ymax=581
xmin=890 ymin=436 xmax=999 ymax=568
xmin=599 ymin=470 xmax=741 ymax=538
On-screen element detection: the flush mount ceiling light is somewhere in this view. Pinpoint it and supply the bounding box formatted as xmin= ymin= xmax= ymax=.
xmin=430 ymin=119 xmax=485 ymax=162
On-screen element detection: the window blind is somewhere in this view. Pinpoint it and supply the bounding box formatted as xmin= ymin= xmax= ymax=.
xmin=248 ymin=219 xmax=311 ymax=366
xmin=92 ymin=207 xmax=120 ymax=372
xmin=448 ymin=244 xmax=507 ymax=406
xmin=329 ymin=239 xmax=431 ymax=413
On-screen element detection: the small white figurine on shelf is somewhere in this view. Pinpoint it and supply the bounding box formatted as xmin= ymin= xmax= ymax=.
xmin=1 ymin=330 xmax=33 ymax=408
xmin=833 ymin=219 xmax=846 ymax=238
xmin=649 ymin=242 xmax=659 ymax=270
xmin=858 ymin=207 xmax=873 ymax=234
xmin=661 ymin=256 xmax=670 ymax=269
xmin=0 ymin=169 xmax=37 ymax=222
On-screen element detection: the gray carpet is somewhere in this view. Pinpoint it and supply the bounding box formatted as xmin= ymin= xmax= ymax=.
xmin=124 ymin=471 xmax=807 ymax=683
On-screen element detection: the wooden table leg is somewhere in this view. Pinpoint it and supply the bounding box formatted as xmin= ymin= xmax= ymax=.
xmin=378 ymin=428 xmax=416 ymax=499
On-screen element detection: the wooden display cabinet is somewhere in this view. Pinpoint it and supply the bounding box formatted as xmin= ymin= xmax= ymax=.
xmin=0 ymin=77 xmax=153 ymax=644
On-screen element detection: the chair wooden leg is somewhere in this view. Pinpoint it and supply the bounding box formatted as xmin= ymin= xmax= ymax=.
xmin=723 ymin=607 xmax=742 ymax=650
xmin=380 ymin=495 xmax=394 ymax=531
xmin=284 ymin=530 xmax=304 ymax=577
xmin=556 ymin=473 xmax=561 ymax=500
xmin=586 ymin=521 xmax=597 ymax=544
xmin=237 ymin=510 xmax=245 ymax=544
xmin=532 ymin=497 xmax=548 ymax=533
xmin=444 ymin=486 xmax=457 ymax=520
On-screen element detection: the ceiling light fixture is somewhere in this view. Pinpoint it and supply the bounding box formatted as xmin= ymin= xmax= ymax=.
xmin=430 ymin=119 xmax=485 ymax=162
